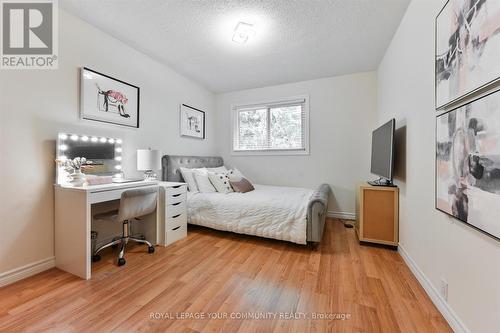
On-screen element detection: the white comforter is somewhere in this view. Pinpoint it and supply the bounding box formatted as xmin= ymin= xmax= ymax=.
xmin=187 ymin=184 xmax=313 ymax=244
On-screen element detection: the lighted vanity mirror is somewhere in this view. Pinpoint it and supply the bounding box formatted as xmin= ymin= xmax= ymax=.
xmin=56 ymin=133 xmax=123 ymax=185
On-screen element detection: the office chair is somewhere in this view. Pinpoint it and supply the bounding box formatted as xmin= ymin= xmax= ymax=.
xmin=92 ymin=186 xmax=158 ymax=266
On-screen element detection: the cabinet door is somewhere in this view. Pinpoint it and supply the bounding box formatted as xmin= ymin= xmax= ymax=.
xmin=362 ymin=189 xmax=396 ymax=243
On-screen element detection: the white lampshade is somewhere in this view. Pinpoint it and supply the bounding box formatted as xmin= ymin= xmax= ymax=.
xmin=137 ymin=149 xmax=161 ymax=171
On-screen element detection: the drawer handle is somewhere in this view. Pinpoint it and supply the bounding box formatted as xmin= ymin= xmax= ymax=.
xmin=172 ymin=202 xmax=181 ymax=206
xmin=172 ymin=193 xmax=181 ymax=198
xmin=172 ymin=185 xmax=181 ymax=189
xmin=172 ymin=226 xmax=181 ymax=231
xmin=171 ymin=214 xmax=181 ymax=219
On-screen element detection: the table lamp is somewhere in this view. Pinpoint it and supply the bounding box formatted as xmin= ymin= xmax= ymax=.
xmin=137 ymin=149 xmax=161 ymax=180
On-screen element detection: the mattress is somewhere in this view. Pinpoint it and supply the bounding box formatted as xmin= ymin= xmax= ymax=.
xmin=187 ymin=184 xmax=313 ymax=244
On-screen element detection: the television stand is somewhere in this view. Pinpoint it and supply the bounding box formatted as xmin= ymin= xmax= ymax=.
xmin=355 ymin=183 xmax=399 ymax=247
xmin=367 ymin=179 xmax=395 ymax=187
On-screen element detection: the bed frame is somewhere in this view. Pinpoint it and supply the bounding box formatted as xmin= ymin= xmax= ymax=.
xmin=161 ymin=155 xmax=330 ymax=243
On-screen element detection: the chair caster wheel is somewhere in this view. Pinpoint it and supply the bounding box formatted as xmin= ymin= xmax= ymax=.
xmin=92 ymin=254 xmax=101 ymax=262
xmin=148 ymin=246 xmax=155 ymax=254
xmin=118 ymin=258 xmax=126 ymax=266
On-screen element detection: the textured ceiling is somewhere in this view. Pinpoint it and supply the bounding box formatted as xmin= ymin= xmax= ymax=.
xmin=61 ymin=0 xmax=410 ymax=93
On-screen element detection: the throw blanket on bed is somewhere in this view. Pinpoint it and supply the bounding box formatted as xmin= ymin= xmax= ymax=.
xmin=187 ymin=184 xmax=313 ymax=244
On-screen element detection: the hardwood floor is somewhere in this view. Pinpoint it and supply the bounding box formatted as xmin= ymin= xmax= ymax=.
xmin=0 ymin=219 xmax=451 ymax=332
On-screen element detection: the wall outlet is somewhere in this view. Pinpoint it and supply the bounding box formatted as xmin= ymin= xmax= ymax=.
xmin=440 ymin=278 xmax=448 ymax=301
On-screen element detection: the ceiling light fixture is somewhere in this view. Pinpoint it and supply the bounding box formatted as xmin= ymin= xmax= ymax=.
xmin=232 ymin=22 xmax=256 ymax=44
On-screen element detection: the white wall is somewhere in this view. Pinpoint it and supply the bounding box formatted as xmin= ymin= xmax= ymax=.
xmin=215 ymin=72 xmax=377 ymax=215
xmin=377 ymin=0 xmax=500 ymax=332
xmin=0 ymin=10 xmax=216 ymax=275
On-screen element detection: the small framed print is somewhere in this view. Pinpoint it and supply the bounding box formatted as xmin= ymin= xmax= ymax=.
xmin=180 ymin=104 xmax=205 ymax=139
xmin=80 ymin=67 xmax=140 ymax=128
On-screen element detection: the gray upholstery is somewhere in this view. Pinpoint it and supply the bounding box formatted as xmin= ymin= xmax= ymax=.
xmin=307 ymin=183 xmax=330 ymax=243
xmin=162 ymin=155 xmax=224 ymax=182
xmin=117 ymin=186 xmax=158 ymax=222
xmin=162 ymin=155 xmax=330 ymax=244
xmin=92 ymin=186 xmax=158 ymax=264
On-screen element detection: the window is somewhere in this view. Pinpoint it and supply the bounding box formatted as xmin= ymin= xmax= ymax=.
xmin=232 ymin=96 xmax=309 ymax=155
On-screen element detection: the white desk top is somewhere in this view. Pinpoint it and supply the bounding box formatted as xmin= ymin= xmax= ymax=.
xmin=55 ymin=180 xmax=185 ymax=192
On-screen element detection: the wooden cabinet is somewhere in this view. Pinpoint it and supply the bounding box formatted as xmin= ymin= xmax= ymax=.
xmin=355 ymin=184 xmax=399 ymax=247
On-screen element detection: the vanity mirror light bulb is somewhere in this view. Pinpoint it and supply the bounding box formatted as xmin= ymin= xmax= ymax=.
xmin=115 ymin=165 xmax=122 ymax=170
xmin=59 ymin=144 xmax=68 ymax=151
xmin=58 ymin=155 xmax=67 ymax=161
xmin=81 ymin=136 xmax=89 ymax=142
xmin=108 ymin=138 xmax=115 ymax=144
xmin=115 ymin=156 xmax=122 ymax=161
xmin=70 ymin=135 xmax=79 ymax=141
xmin=116 ymin=147 xmax=122 ymax=153
xmin=100 ymin=137 xmax=107 ymax=143
xmin=91 ymin=137 xmax=98 ymax=142
xmin=116 ymin=139 xmax=122 ymax=144
xmin=59 ymin=134 xmax=68 ymax=140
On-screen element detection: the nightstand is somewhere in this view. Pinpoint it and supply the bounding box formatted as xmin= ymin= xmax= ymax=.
xmin=157 ymin=182 xmax=187 ymax=246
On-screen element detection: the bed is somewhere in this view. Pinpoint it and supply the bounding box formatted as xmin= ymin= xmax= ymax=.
xmin=162 ymin=155 xmax=330 ymax=244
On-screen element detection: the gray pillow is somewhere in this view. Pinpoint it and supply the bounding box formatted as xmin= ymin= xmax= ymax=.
xmin=229 ymin=177 xmax=255 ymax=193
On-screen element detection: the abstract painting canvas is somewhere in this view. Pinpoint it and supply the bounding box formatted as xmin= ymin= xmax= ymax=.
xmin=436 ymin=89 xmax=500 ymax=240
xmin=436 ymin=0 xmax=500 ymax=109
xmin=180 ymin=104 xmax=205 ymax=139
xmin=80 ymin=67 xmax=140 ymax=128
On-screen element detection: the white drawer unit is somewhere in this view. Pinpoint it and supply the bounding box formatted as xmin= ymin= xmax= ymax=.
xmin=157 ymin=182 xmax=188 ymax=246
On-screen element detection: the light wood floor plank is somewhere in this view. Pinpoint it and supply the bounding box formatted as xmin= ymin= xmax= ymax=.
xmin=0 ymin=219 xmax=451 ymax=333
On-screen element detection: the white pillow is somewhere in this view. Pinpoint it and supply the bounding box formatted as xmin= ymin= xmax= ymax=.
xmin=206 ymin=166 xmax=228 ymax=173
xmin=208 ymin=172 xmax=233 ymax=193
xmin=225 ymin=168 xmax=246 ymax=181
xmin=179 ymin=167 xmax=198 ymax=192
xmin=192 ymin=167 xmax=208 ymax=174
xmin=193 ymin=169 xmax=216 ymax=193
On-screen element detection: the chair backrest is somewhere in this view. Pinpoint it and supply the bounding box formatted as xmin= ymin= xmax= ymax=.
xmin=118 ymin=186 xmax=158 ymax=222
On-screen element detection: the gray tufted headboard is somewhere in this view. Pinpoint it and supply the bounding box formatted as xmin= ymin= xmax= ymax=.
xmin=162 ymin=155 xmax=224 ymax=182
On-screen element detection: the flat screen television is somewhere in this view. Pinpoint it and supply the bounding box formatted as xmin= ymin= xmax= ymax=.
xmin=369 ymin=118 xmax=395 ymax=186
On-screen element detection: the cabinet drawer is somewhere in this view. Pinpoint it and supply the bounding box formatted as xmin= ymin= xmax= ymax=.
xmin=166 ymin=212 xmax=187 ymax=228
xmin=89 ymin=185 xmax=158 ymax=204
xmin=166 ymin=185 xmax=187 ymax=197
xmin=166 ymin=201 xmax=186 ymax=218
xmin=166 ymin=192 xmax=186 ymax=205
xmin=165 ymin=223 xmax=187 ymax=245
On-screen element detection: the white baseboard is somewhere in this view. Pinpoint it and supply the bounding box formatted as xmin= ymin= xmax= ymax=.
xmin=327 ymin=211 xmax=356 ymax=220
xmin=0 ymin=257 xmax=55 ymax=288
xmin=398 ymin=245 xmax=469 ymax=333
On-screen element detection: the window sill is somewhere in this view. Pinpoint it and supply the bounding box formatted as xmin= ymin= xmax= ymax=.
xmin=231 ymin=149 xmax=310 ymax=156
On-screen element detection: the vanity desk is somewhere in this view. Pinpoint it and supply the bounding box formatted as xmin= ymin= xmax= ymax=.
xmin=55 ymin=181 xmax=159 ymax=279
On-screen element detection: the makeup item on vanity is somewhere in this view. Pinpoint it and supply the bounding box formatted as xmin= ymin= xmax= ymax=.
xmin=86 ymin=175 xmax=114 ymax=186
xmin=137 ymin=148 xmax=161 ymax=180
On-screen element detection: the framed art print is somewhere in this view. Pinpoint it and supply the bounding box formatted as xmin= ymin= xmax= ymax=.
xmin=435 ymin=0 xmax=500 ymax=109
xmin=180 ymin=104 xmax=205 ymax=139
xmin=80 ymin=67 xmax=140 ymax=128
xmin=436 ymin=88 xmax=500 ymax=241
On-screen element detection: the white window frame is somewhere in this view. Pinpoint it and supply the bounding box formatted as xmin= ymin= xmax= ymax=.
xmin=231 ymin=95 xmax=310 ymax=156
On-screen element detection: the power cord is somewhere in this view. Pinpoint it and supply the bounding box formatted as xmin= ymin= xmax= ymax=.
xmin=341 ymin=219 xmax=354 ymax=228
